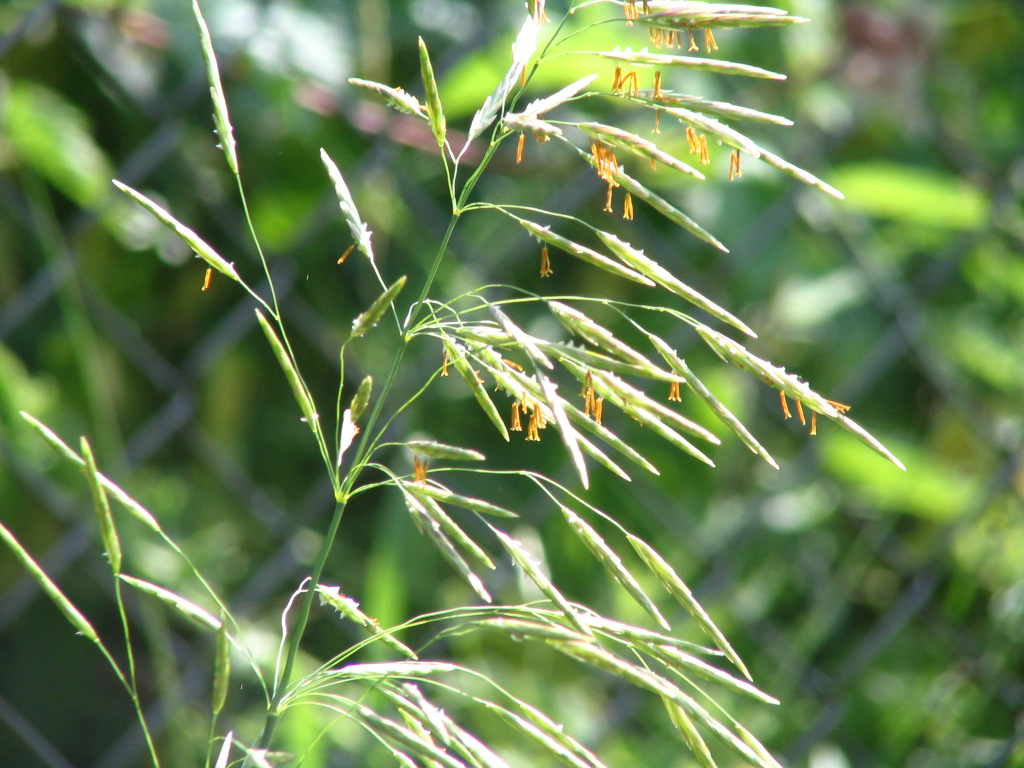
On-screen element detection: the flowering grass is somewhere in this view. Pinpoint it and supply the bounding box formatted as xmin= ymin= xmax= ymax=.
xmin=3 ymin=2 xmax=904 ymax=767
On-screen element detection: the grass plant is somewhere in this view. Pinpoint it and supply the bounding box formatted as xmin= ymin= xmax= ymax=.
xmin=4 ymin=2 xmax=904 ymax=766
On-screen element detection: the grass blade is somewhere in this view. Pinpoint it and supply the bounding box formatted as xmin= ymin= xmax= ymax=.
xmin=192 ymin=0 xmax=238 ymax=174
xmin=113 ymin=181 xmax=240 ymax=282
xmin=468 ymin=14 xmax=540 ymax=141
xmin=349 ymin=77 xmax=427 ymax=120
xmin=80 ymin=437 xmax=122 ymax=574
xmin=119 ymin=574 xmax=220 ymax=631
xmin=596 ymin=231 xmax=755 ymax=337
xmin=405 ymin=441 xmax=485 ymax=462
xmin=318 ymin=585 xmax=418 ymax=660
xmin=352 ymin=276 xmax=407 ymax=338
xmin=22 ymin=413 xmax=165 ymax=534
xmin=444 ymin=339 xmax=510 ymax=442
xmin=417 ymin=37 xmax=446 ymax=149
xmin=646 ymin=332 xmax=778 ymax=468
xmin=255 ymin=309 xmax=319 ymax=431
xmin=492 ymin=528 xmax=593 ymax=637
xmin=518 ymin=218 xmax=655 ymax=287
xmin=627 ymin=533 xmax=750 ymax=680
xmin=0 ymin=521 xmax=99 ymax=644
xmin=213 ymin=612 xmax=231 ymax=715
xmin=599 ymin=50 xmax=784 ymax=80
xmin=663 ymin=699 xmax=718 ymax=768
xmin=562 ymin=508 xmax=670 ymax=630
xmin=321 ymin=148 xmax=376 ymax=261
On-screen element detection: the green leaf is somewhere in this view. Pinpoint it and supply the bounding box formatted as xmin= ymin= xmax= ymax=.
xmin=5 ymin=81 xmax=113 ymax=208
xmin=829 ymin=161 xmax=989 ymax=229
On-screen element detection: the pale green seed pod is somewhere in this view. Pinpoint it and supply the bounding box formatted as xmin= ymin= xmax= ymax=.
xmin=418 ymin=37 xmax=446 ymax=148
xmin=80 ymin=437 xmax=121 ymax=574
xmin=352 ymin=276 xmax=407 ymax=338
xmin=350 ymin=375 xmax=373 ymax=422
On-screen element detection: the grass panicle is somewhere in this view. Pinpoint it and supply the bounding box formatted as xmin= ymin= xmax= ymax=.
xmin=9 ymin=3 xmax=907 ymax=767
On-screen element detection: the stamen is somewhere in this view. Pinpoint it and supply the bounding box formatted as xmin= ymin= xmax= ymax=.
xmin=511 ymin=401 xmax=523 ymax=431
xmin=729 ymin=150 xmax=742 ymax=180
xmin=622 ymin=192 xmax=634 ymax=220
xmin=441 ymin=349 xmax=449 ymax=377
xmin=810 ymin=412 xmax=818 ymax=436
xmin=698 ymin=135 xmax=709 ymax=165
xmin=624 ymin=0 xmax=637 ymax=23
xmin=539 ymin=244 xmax=553 ymax=277
xmin=526 ymin=408 xmax=541 ymax=441
xmin=686 ymin=126 xmax=700 ymax=155
xmin=622 ymin=70 xmax=639 ymax=96
xmin=503 ymin=358 xmax=524 ymax=372
xmin=594 ymin=397 xmax=604 ymax=425
xmin=581 ymin=370 xmax=594 ymax=397
xmin=338 ymin=245 xmax=355 ymax=264
xmin=825 ymin=398 xmax=852 ymax=413
xmin=516 ymin=133 xmax=526 ymax=163
xmin=653 ymin=71 xmax=663 ymax=99
xmin=591 ymin=140 xmax=621 ymax=211
xmin=201 ymin=267 xmax=213 ymax=292
xmin=413 ymin=455 xmax=428 ymax=484
xmin=796 ymin=399 xmax=806 ymax=426
xmin=653 ymin=108 xmax=662 ymax=134
xmin=612 ymin=66 xmax=623 ymax=92
xmin=779 ymin=391 xmax=792 ymax=419
xmin=668 ymin=381 xmax=682 ymax=402
xmin=704 ymin=28 xmax=718 ymax=51
xmin=687 ymin=28 xmax=698 ymax=52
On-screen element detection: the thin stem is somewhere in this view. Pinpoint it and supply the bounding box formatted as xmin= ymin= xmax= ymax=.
xmin=252 ymin=77 xmax=511 ymax=762
xmin=253 ymin=496 xmax=348 ymax=753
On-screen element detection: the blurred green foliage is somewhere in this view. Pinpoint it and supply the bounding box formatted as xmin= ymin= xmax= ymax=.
xmin=1 ymin=1 xmax=1022 ymax=767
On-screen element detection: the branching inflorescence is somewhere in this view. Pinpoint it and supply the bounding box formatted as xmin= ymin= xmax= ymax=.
xmin=5 ymin=2 xmax=905 ymax=768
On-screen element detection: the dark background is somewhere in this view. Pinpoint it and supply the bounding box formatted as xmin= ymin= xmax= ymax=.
xmin=1 ymin=1 xmax=1022 ymax=766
